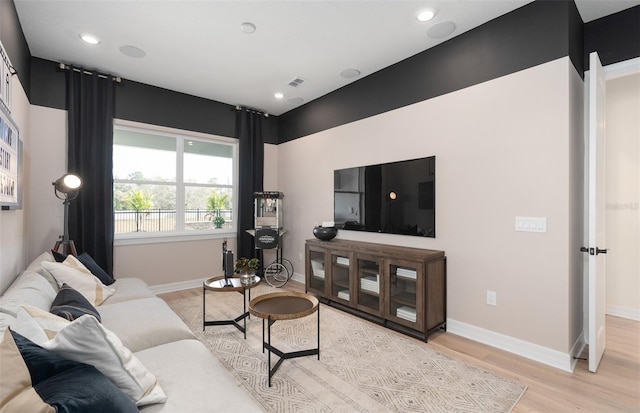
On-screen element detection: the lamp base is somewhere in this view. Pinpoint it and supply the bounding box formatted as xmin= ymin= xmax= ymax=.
xmin=53 ymin=239 xmax=78 ymax=257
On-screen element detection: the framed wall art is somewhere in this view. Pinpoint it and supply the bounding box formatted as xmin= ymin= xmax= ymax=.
xmin=0 ymin=102 xmax=21 ymax=210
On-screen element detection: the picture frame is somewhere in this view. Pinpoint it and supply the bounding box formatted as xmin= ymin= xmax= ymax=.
xmin=0 ymin=101 xmax=21 ymax=210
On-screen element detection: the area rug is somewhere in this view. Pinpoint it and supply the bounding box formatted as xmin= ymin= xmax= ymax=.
xmin=165 ymin=284 xmax=526 ymax=413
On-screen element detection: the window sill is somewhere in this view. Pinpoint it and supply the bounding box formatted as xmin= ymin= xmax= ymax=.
xmin=114 ymin=230 xmax=236 ymax=246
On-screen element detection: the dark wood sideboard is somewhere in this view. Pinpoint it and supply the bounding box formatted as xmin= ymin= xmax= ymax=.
xmin=305 ymin=238 xmax=446 ymax=341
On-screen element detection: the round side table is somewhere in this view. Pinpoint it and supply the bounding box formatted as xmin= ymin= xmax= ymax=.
xmin=249 ymin=291 xmax=320 ymax=387
xmin=203 ymin=275 xmax=261 ymax=339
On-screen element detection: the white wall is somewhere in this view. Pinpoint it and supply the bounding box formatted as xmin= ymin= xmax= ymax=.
xmin=277 ymin=57 xmax=583 ymax=368
xmin=0 ymin=76 xmax=31 ymax=293
xmin=27 ymin=106 xmax=67 ymax=262
xmin=605 ymin=72 xmax=640 ymax=320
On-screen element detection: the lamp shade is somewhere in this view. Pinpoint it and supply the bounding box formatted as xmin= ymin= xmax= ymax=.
xmin=53 ymin=174 xmax=83 ymax=194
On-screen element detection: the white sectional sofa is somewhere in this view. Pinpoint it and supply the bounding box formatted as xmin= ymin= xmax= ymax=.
xmin=0 ymin=251 xmax=263 ymax=412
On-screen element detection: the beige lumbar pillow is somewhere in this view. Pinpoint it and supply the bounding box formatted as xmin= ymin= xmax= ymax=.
xmin=42 ymin=256 xmax=115 ymax=306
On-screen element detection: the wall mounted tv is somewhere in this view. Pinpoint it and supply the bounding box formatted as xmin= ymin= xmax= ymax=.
xmin=334 ymin=156 xmax=435 ymax=238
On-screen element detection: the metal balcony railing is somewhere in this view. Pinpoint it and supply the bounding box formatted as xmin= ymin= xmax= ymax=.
xmin=114 ymin=208 xmax=232 ymax=233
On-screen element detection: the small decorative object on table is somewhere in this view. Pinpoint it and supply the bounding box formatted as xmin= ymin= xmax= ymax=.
xmin=235 ymin=257 xmax=260 ymax=285
xmin=313 ymin=221 xmax=337 ymax=241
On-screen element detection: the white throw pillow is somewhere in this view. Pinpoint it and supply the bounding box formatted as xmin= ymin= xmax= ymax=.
xmin=42 ymin=256 xmax=115 ymax=306
xmin=16 ymin=307 xmax=167 ymax=407
xmin=15 ymin=306 xmax=70 ymax=344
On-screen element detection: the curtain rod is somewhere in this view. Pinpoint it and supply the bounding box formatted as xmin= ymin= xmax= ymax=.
xmin=235 ymin=105 xmax=269 ymax=117
xmin=58 ymin=63 xmax=122 ymax=83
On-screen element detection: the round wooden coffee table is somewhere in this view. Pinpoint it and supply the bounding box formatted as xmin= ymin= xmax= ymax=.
xmin=249 ymin=291 xmax=320 ymax=387
xmin=202 ymin=275 xmax=261 ymax=339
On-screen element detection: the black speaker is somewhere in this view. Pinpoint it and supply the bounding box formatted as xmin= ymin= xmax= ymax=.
xmin=223 ymin=250 xmax=234 ymax=280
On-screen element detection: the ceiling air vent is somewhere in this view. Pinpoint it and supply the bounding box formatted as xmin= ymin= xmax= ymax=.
xmin=288 ymin=77 xmax=305 ymax=88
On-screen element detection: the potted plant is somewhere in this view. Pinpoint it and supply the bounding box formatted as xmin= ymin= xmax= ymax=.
xmin=205 ymin=190 xmax=229 ymax=229
xmin=213 ymin=215 xmax=225 ymax=228
xmin=234 ymin=257 xmax=260 ymax=285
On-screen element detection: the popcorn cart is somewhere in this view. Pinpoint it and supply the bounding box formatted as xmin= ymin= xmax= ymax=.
xmin=251 ymin=191 xmax=293 ymax=287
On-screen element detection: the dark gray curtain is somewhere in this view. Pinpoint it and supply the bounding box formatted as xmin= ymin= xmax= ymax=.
xmin=236 ymin=109 xmax=264 ymax=259
xmin=66 ymin=67 xmax=115 ymax=275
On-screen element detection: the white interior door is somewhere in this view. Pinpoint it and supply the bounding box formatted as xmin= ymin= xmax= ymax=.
xmin=587 ymin=51 xmax=607 ymax=373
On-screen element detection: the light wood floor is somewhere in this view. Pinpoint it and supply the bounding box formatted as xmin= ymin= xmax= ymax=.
xmin=159 ymin=280 xmax=640 ymax=413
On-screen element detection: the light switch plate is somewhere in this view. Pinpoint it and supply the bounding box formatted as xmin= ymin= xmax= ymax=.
xmin=515 ymin=216 xmax=547 ymax=233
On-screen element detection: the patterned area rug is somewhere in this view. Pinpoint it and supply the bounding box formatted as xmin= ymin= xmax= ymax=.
xmin=165 ymin=284 xmax=526 ymax=412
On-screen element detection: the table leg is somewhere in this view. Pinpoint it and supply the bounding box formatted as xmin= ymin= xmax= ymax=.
xmin=202 ymin=284 xmax=205 ymax=332
xmin=268 ymin=316 xmax=272 ymax=387
xmin=262 ymin=314 xmax=319 ymax=387
xmin=242 ymin=289 xmax=246 ymax=339
xmin=203 ymin=288 xmax=250 ymax=337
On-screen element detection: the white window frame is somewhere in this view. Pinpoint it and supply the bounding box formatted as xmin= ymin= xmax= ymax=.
xmin=113 ymin=119 xmax=238 ymax=245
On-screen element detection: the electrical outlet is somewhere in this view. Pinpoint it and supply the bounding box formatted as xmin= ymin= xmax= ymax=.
xmin=298 ymin=252 xmax=304 ymax=261
xmin=486 ymin=290 xmax=497 ymax=306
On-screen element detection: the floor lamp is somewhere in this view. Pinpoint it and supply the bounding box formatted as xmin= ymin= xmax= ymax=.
xmin=52 ymin=173 xmax=83 ymax=256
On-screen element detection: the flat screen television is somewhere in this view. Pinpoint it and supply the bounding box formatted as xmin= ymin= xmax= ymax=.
xmin=334 ymin=156 xmax=435 ymax=237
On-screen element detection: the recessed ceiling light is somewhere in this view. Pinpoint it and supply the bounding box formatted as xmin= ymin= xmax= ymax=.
xmin=274 ymin=92 xmax=284 ymax=99
xmin=80 ymin=34 xmax=100 ymax=45
xmin=340 ymin=68 xmax=361 ymax=79
xmin=416 ymin=9 xmax=435 ymax=22
xmin=240 ymin=22 xmax=256 ymax=34
xmin=119 ymin=45 xmax=146 ymax=58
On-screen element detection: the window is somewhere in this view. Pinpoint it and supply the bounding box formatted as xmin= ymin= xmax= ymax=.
xmin=113 ymin=122 xmax=237 ymax=239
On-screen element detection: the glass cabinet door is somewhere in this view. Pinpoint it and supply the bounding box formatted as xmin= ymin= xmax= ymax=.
xmin=307 ymin=248 xmax=327 ymax=294
xmin=330 ymin=252 xmax=351 ymax=303
xmin=356 ymin=256 xmax=382 ymax=315
xmin=386 ymin=260 xmax=424 ymax=329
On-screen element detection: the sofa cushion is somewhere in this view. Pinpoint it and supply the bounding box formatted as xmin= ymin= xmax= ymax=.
xmin=0 ymin=271 xmax=58 ymax=317
xmin=135 ymin=339 xmax=263 ymax=413
xmin=25 ymin=252 xmax=54 ymax=273
xmin=14 ymin=308 xmax=167 ymax=407
xmin=50 ymin=283 xmax=101 ymax=322
xmin=0 ymin=311 xmax=15 ymax=341
xmin=0 ymin=329 xmax=138 ymax=413
xmin=25 ymin=252 xmax=59 ymax=292
xmin=99 ymin=297 xmax=195 ymax=352
xmin=42 ymin=256 xmax=115 ymax=306
xmin=101 ymin=277 xmax=156 ymax=305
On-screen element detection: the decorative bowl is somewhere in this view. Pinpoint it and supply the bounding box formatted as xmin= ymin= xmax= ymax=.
xmin=313 ymin=226 xmax=337 ymax=241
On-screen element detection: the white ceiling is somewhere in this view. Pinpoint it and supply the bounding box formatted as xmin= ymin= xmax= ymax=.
xmin=14 ymin=0 xmax=640 ymax=116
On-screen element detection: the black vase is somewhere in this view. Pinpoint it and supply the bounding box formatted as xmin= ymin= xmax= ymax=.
xmin=313 ymin=226 xmax=337 ymax=241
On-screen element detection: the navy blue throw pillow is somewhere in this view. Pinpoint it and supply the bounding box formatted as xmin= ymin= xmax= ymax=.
xmin=77 ymin=252 xmax=115 ymax=286
xmin=51 ymin=249 xmax=66 ymax=262
xmin=9 ymin=329 xmax=138 ymax=413
xmin=50 ymin=283 xmax=101 ymax=322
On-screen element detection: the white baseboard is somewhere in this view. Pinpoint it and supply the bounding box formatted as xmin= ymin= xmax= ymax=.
xmin=606 ymin=305 xmax=640 ymax=321
xmin=291 ymin=272 xmax=305 ymax=285
xmin=447 ymin=318 xmax=582 ymax=372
